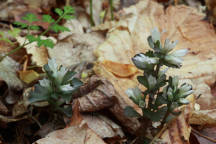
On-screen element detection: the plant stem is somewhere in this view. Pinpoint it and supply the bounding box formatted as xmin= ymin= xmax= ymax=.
xmin=155 ymin=63 xmax=161 ymax=78
xmin=109 ymin=0 xmax=114 ymax=20
xmin=161 ymin=103 xmax=171 ymax=125
xmin=90 ymin=0 xmax=95 ymax=26
xmin=150 ymin=124 xmax=168 ymax=144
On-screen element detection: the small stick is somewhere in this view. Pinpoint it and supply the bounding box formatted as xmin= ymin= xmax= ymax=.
xmin=192 ymin=128 xmax=216 ymax=143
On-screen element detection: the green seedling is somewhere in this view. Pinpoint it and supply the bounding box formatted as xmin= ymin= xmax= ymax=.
xmin=29 ymin=59 xmax=82 ymax=117
xmin=0 ymin=6 xmax=75 ymax=61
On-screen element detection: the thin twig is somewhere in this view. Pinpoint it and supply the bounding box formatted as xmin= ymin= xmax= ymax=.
xmin=192 ymin=128 xmax=216 ymax=143
xmin=150 ymin=124 xmax=168 ymax=144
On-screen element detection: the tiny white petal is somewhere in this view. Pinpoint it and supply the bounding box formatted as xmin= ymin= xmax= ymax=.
xmin=60 ymin=84 xmax=74 ymax=92
xmin=151 ymin=28 xmax=161 ymax=43
xmin=172 ymin=49 xmax=188 ymax=57
xmin=165 ymin=55 xmax=182 ymax=67
xmin=39 ymin=79 xmax=50 ymax=88
xmin=164 ymin=39 xmax=178 ymax=53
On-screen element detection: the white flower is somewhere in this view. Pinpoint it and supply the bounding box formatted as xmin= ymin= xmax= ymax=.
xmin=48 ymin=59 xmax=58 ymax=76
xmin=56 ymin=66 xmax=68 ymax=84
xmin=163 ymin=39 xmax=178 ymax=53
xmin=132 ymin=53 xmax=159 ymax=70
xmin=171 ymin=49 xmax=188 ymax=57
xmin=60 ymin=84 xmax=74 ymax=92
xmin=151 ymin=28 xmax=161 ymax=43
xmin=178 ymin=83 xmax=193 ymax=98
xmin=165 ymin=55 xmax=183 ymax=68
xmin=39 ymin=79 xmax=51 ymax=88
xmin=172 ymin=76 xmax=179 ymax=88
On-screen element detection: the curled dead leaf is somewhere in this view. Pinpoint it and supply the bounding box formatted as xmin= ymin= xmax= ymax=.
xmin=18 ymin=70 xmax=40 ymax=84
xmin=102 ymin=60 xmax=137 ymax=78
xmin=74 ymin=76 xmax=140 ymax=133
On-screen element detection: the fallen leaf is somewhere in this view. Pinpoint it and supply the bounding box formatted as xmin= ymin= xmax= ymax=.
xmin=190 ymin=109 xmax=216 ymax=126
xmin=34 ymin=124 xmax=106 ymax=144
xmin=75 ymin=76 xmax=140 ymax=133
xmin=0 ymin=56 xmax=23 ymax=89
xmin=35 ymin=100 xmax=106 ymax=144
xmin=192 ymin=127 xmax=216 ymax=144
xmin=48 ymin=32 xmax=104 ymax=67
xmin=18 ymin=70 xmax=40 ymax=84
xmin=17 ymin=36 xmax=56 ymax=67
xmin=102 ymin=60 xmax=137 ymax=78
xmin=82 ymin=114 xmax=124 ymax=139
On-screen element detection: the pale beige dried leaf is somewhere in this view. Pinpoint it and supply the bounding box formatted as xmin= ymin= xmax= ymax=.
xmin=190 ymin=109 xmax=216 ymax=125
xmin=16 ymin=36 xmax=56 ymax=67
xmin=48 ymin=33 xmax=104 ymax=67
xmin=83 ymin=115 xmax=124 ymax=138
xmin=34 ymin=124 xmax=106 ymax=144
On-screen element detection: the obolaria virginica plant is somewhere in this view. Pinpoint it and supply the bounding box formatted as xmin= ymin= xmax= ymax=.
xmin=29 ymin=59 xmax=82 ymax=117
xmin=0 ymin=6 xmax=75 ymax=61
xmin=125 ymin=28 xmax=193 ymax=127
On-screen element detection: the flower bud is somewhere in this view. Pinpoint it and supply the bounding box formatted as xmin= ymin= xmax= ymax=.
xmin=171 ymin=49 xmax=188 ymax=57
xmin=132 ymin=53 xmax=159 ymax=70
xmin=151 ymin=28 xmax=161 ymax=43
xmin=165 ymin=54 xmax=183 ymax=68
xmin=163 ymin=39 xmax=178 ymax=53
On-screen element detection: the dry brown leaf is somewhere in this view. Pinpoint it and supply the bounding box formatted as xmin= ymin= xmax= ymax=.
xmin=102 ymin=60 xmax=138 ymax=78
xmin=17 ymin=36 xmax=55 ymax=67
xmin=34 ymin=124 xmax=106 ymax=144
xmin=190 ymin=109 xmax=216 ymax=126
xmin=71 ymin=98 xmax=124 ymax=139
xmin=48 ymin=32 xmax=104 ymax=67
xmin=75 ymin=76 xmax=140 ymax=133
xmin=192 ymin=127 xmax=216 ymax=144
xmin=18 ymin=70 xmax=40 ymax=84
xmin=82 ymin=115 xmax=124 ymax=139
xmin=35 ymin=100 xmax=107 ymax=144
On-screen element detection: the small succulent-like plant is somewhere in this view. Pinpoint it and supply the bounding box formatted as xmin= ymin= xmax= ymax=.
xmin=29 ymin=59 xmax=82 ymax=117
xmin=0 ymin=6 xmax=75 ymax=61
xmin=124 ymin=28 xmax=193 ymax=124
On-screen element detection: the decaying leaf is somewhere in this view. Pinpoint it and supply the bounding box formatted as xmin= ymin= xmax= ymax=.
xmin=35 ymin=100 xmax=106 ymax=144
xmin=34 ymin=124 xmax=106 ymax=144
xmin=192 ymin=127 xmax=216 ymax=144
xmin=0 ymin=56 xmax=23 ymax=89
xmin=102 ymin=60 xmax=137 ymax=78
xmin=82 ymin=115 xmax=124 ymax=139
xmin=190 ymin=109 xmax=216 ymax=126
xmin=48 ymin=32 xmax=104 ymax=67
xmin=75 ymin=76 xmax=140 ymax=133
xmin=17 ymin=36 xmax=55 ymax=67
xmin=18 ymin=70 xmax=40 ymax=84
